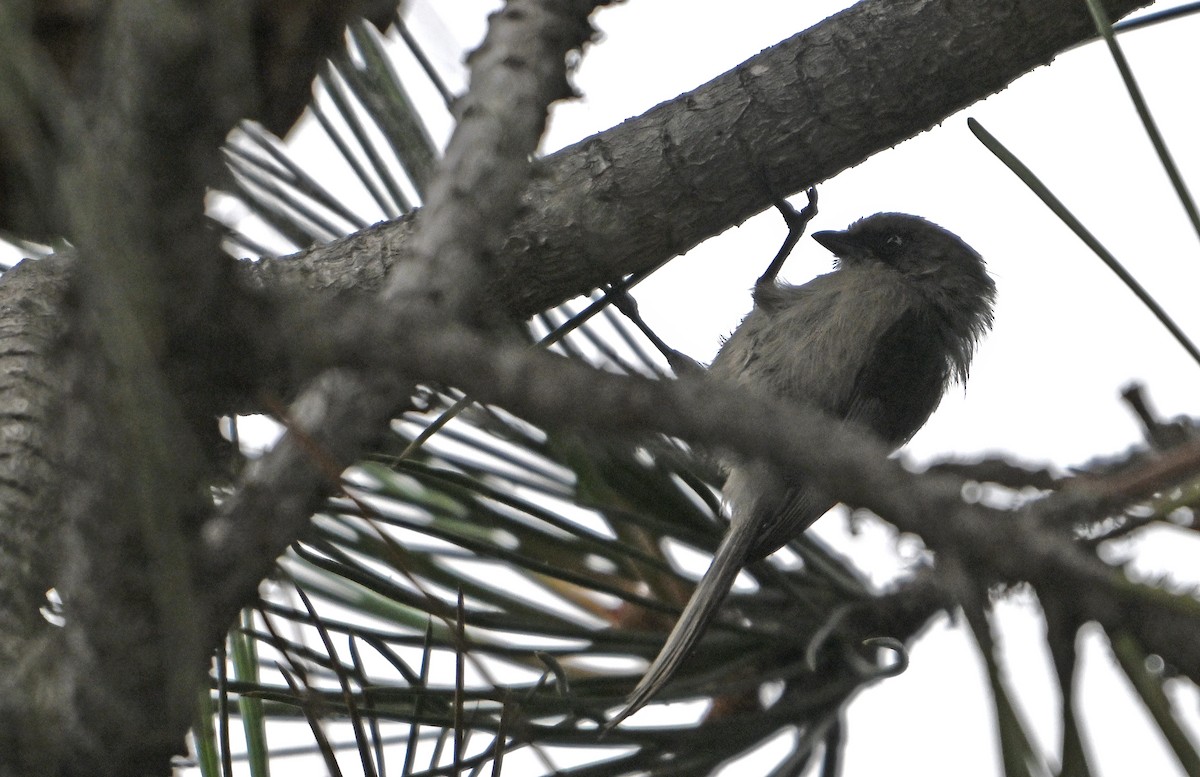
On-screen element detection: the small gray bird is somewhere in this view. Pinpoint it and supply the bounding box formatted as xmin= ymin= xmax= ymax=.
xmin=608 ymin=211 xmax=996 ymax=727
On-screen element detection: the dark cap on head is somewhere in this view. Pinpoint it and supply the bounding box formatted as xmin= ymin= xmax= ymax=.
xmin=814 ymin=213 xmax=981 ymax=274
xmin=815 ymin=212 xmax=996 ymax=383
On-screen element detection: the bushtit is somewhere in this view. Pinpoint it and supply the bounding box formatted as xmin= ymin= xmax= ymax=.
xmin=608 ymin=210 xmax=995 ymax=727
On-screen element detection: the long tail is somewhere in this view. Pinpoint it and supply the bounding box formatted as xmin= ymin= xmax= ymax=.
xmin=604 ymin=519 xmax=757 ymax=730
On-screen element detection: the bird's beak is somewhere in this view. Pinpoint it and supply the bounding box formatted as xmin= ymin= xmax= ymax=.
xmin=811 ymin=229 xmax=854 ymax=256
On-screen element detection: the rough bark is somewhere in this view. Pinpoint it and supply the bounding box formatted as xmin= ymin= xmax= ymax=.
xmin=248 ymin=0 xmax=1152 ymax=320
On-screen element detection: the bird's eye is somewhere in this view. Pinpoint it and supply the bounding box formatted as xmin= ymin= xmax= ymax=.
xmin=885 ymin=234 xmax=904 ymax=249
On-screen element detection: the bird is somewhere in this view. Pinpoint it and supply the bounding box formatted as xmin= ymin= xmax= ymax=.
xmin=606 ymin=208 xmax=996 ymax=728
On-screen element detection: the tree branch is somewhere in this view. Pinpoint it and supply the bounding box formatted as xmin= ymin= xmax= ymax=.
xmin=247 ymin=0 xmax=1153 ymax=322
xmin=305 ymin=320 xmax=1200 ymax=684
xmin=205 ymin=0 xmax=613 ymax=656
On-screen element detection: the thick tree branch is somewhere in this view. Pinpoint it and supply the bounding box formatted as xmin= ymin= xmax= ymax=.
xmin=0 ymin=255 xmax=71 ymax=769
xmin=205 ymin=0 xmax=612 ymax=654
xmin=0 ymin=256 xmax=68 ymax=658
xmin=46 ymin=0 xmax=263 ymax=769
xmin=305 ymin=321 xmax=1200 ymax=683
xmin=247 ymin=0 xmax=1152 ymax=322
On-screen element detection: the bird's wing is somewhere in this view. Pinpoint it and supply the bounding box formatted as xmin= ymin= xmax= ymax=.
xmin=837 ymin=305 xmax=952 ymax=448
